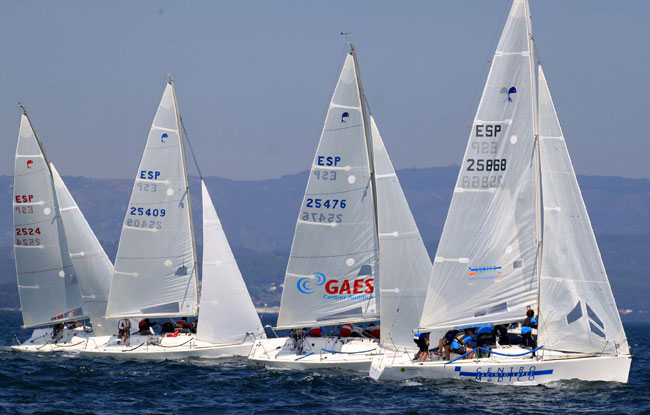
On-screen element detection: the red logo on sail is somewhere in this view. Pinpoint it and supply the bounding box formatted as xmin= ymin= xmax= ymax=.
xmin=26 ymin=160 xmax=33 ymax=169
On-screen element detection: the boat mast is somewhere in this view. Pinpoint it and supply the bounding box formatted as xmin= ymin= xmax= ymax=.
xmin=524 ymin=0 xmax=544 ymax=314
xmin=349 ymin=43 xmax=380 ymax=258
xmin=169 ymin=75 xmax=199 ymax=313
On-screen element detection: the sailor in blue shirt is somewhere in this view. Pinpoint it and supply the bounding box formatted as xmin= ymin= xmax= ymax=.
xmin=476 ymin=325 xmax=495 ymax=348
xmin=450 ymin=328 xmax=475 ymax=359
xmin=521 ymin=309 xmax=538 ymax=349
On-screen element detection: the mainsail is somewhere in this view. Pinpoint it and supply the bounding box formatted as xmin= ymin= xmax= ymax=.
xmin=419 ymin=0 xmax=539 ymax=331
xmin=51 ymin=164 xmax=115 ymax=336
xmin=276 ymin=49 xmax=379 ymax=328
xmin=196 ymin=181 xmax=265 ymax=344
xmin=13 ymin=112 xmax=85 ymax=328
xmin=106 ymin=80 xmax=198 ymax=318
xmin=536 ymin=66 xmax=629 ymax=355
xmin=371 ymin=116 xmax=432 ymax=349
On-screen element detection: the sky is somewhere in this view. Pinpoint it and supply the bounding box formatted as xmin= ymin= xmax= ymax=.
xmin=1 ymin=1 xmax=648 ymax=180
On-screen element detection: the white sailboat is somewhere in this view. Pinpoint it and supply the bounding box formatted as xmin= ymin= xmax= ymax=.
xmin=12 ymin=108 xmax=112 ymax=352
xmin=248 ymin=44 xmax=431 ymax=370
xmin=81 ymin=78 xmax=264 ymax=359
xmin=370 ymin=0 xmax=631 ymax=384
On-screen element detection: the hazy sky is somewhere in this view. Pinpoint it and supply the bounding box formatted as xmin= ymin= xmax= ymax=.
xmin=1 ymin=1 xmax=648 ymax=180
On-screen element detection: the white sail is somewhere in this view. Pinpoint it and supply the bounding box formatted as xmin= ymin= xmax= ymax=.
xmin=276 ymin=52 xmax=379 ymax=328
xmin=106 ymin=81 xmax=198 ymax=318
xmin=196 ymin=181 xmax=265 ymax=344
xmin=13 ymin=113 xmax=85 ymax=328
xmin=371 ymin=117 xmax=432 ymax=349
xmin=419 ymin=0 xmax=539 ymax=331
xmin=51 ymin=164 xmax=115 ymax=336
xmin=536 ymin=66 xmax=629 ymax=355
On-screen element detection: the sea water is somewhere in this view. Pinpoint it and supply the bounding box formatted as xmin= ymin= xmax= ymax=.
xmin=1 ymin=312 xmax=648 ymax=415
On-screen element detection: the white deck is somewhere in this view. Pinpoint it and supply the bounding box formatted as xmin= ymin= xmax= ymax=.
xmin=248 ymin=336 xmax=384 ymax=372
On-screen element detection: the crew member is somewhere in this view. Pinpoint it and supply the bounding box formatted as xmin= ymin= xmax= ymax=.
xmin=136 ymin=318 xmax=158 ymax=335
xmin=118 ymin=318 xmax=131 ymax=346
xmin=450 ymin=328 xmax=475 ymax=359
xmin=438 ymin=329 xmax=459 ymax=360
xmin=51 ymin=323 xmax=64 ymax=343
xmin=476 ymin=325 xmax=495 ymax=348
xmin=414 ymin=332 xmax=430 ymax=363
xmin=521 ymin=309 xmax=538 ymax=348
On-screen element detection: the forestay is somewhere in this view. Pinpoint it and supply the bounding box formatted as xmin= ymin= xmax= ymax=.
xmin=536 ymin=66 xmax=629 ymax=355
xmin=13 ymin=114 xmax=85 ymax=328
xmin=106 ymin=81 xmax=198 ymax=318
xmin=276 ymin=52 xmax=379 ymax=328
xmin=371 ymin=117 xmax=431 ymax=349
xmin=419 ymin=0 xmax=538 ymax=331
xmin=196 ymin=181 xmax=265 ymax=344
xmin=51 ymin=164 xmax=115 ymax=336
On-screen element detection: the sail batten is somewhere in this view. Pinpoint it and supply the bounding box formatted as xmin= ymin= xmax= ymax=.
xmin=276 ymin=52 xmax=379 ymax=328
xmin=371 ymin=116 xmax=432 ymax=349
xmin=105 ymin=81 xmax=198 ymax=318
xmin=13 ymin=113 xmax=84 ymax=328
xmin=419 ymin=0 xmax=539 ymax=331
xmin=50 ymin=164 xmax=116 ymax=335
xmin=536 ymin=65 xmax=628 ymax=355
xmin=196 ymin=181 xmax=264 ymax=344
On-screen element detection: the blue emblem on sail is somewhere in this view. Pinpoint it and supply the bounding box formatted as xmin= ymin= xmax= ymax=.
xmin=297 ymin=272 xmax=326 ymax=294
xmin=341 ymin=112 xmax=350 ymax=123
xmin=501 ymin=86 xmax=517 ymax=102
xmin=161 ymin=133 xmax=168 ymax=143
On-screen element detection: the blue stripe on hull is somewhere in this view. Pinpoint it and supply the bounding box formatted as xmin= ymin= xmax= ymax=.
xmin=454 ymin=365 xmax=553 ymax=383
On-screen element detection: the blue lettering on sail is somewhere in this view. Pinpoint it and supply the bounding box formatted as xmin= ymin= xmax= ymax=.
xmin=454 ymin=365 xmax=553 ymax=382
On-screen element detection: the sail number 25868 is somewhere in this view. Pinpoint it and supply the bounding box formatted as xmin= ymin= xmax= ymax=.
xmin=466 ymin=159 xmax=507 ymax=172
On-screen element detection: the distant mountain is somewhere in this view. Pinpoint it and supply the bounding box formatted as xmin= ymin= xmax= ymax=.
xmin=1 ymin=168 xmax=649 ymax=315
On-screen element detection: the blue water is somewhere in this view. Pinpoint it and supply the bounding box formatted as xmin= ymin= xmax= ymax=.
xmin=1 ymin=312 xmax=648 ymax=415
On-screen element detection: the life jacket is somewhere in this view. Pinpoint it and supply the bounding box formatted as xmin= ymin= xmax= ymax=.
xmin=309 ymin=327 xmax=323 ymax=337
xmin=369 ymin=325 xmax=380 ymax=339
xmin=444 ymin=330 xmax=460 ymax=344
xmin=522 ymin=316 xmax=537 ymax=334
xmin=167 ymin=328 xmax=182 ymax=338
xmin=138 ymin=320 xmax=148 ymax=330
xmin=339 ymin=324 xmax=353 ymax=338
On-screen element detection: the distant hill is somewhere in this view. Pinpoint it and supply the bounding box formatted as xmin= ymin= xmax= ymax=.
xmin=1 ymin=168 xmax=649 ymax=316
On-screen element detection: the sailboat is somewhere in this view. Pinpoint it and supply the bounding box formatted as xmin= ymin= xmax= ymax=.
xmin=81 ymin=77 xmax=265 ymax=359
xmin=370 ymin=0 xmax=631 ymax=384
xmin=12 ymin=107 xmax=114 ymax=352
xmin=248 ymin=44 xmax=432 ymax=370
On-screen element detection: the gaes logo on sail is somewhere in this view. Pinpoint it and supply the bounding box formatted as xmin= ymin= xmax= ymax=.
xmin=297 ymin=268 xmax=375 ymax=300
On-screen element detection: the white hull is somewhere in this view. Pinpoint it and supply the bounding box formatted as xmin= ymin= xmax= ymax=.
xmin=11 ymin=327 xmax=93 ymax=353
xmin=248 ymin=336 xmax=381 ymax=372
xmin=79 ymin=333 xmax=254 ymax=360
xmin=369 ymin=347 xmax=632 ymax=385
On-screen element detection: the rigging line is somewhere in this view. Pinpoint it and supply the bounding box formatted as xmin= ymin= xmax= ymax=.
xmin=447 ymin=0 xmax=512 ymax=167
xmin=180 ymin=116 xmax=203 ymax=180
